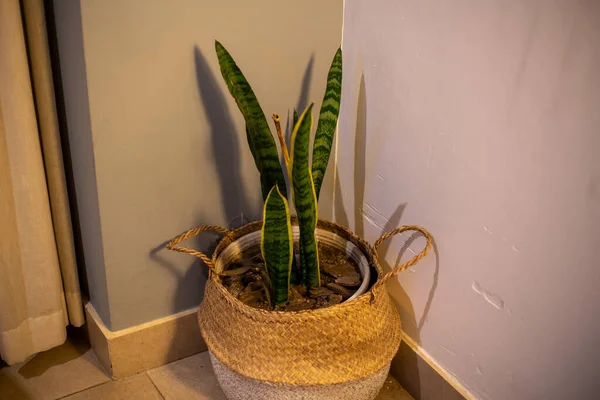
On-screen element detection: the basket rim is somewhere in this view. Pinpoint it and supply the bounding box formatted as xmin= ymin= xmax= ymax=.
xmin=210 ymin=218 xmax=384 ymax=317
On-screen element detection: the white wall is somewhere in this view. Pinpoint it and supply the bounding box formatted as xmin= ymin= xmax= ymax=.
xmin=54 ymin=0 xmax=342 ymax=330
xmin=339 ymin=1 xmax=600 ymax=399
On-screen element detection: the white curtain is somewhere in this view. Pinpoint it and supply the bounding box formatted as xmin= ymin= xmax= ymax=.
xmin=0 ymin=0 xmax=84 ymax=365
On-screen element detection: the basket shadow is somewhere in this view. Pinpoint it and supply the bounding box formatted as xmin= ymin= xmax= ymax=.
xmin=149 ymin=225 xmax=219 ymax=367
xmin=377 ymin=206 xmax=440 ymax=399
xmin=337 ymin=69 xmax=441 ymax=398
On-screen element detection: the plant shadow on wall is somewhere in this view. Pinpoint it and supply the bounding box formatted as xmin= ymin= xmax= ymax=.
xmin=150 ymin=45 xmax=315 ymax=363
xmin=285 ymin=55 xmax=314 ymax=145
xmin=148 ymin=47 xmax=257 ymax=365
xmin=335 ymin=73 xmax=440 ymax=398
xmin=194 ymin=46 xmax=257 ymax=226
xmin=152 ymin=46 xmax=260 ymax=314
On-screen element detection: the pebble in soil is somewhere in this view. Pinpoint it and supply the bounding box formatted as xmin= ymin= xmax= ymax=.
xmin=219 ymin=244 xmax=363 ymax=311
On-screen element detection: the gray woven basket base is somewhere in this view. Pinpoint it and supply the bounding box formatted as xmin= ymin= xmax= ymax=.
xmin=210 ymin=351 xmax=390 ymax=400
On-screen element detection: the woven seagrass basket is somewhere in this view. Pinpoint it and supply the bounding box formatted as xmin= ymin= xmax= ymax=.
xmin=167 ymin=219 xmax=432 ymax=400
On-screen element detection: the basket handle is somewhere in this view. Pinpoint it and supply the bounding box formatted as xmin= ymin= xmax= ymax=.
xmin=371 ymin=225 xmax=433 ymax=294
xmin=166 ymin=225 xmax=232 ymax=271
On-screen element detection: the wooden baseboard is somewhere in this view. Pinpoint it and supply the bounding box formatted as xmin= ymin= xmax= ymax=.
xmin=85 ymin=303 xmax=206 ymax=379
xmin=391 ymin=331 xmax=475 ymax=400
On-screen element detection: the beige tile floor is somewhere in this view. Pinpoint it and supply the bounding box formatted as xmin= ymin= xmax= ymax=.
xmin=0 ymin=330 xmax=413 ymax=400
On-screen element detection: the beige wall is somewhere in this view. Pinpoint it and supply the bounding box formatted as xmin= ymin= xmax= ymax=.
xmin=53 ymin=0 xmax=111 ymax=327
xmin=339 ymin=1 xmax=600 ymax=399
xmin=54 ymin=0 xmax=342 ymax=330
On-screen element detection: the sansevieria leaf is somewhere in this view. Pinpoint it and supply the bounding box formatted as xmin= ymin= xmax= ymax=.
xmin=261 ymin=185 xmax=293 ymax=305
xmin=215 ymin=41 xmax=287 ymax=200
xmin=312 ymin=48 xmax=342 ymax=199
xmin=291 ymin=104 xmax=320 ymax=289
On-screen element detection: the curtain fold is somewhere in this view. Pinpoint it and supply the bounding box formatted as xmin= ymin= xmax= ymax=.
xmin=0 ymin=0 xmax=84 ymax=365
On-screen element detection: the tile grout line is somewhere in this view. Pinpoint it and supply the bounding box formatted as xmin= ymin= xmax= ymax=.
xmin=54 ymin=378 xmax=113 ymax=400
xmin=146 ymin=371 xmax=166 ymax=399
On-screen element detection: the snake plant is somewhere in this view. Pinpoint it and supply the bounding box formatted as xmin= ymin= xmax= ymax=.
xmin=261 ymin=186 xmax=293 ymax=305
xmin=215 ymin=41 xmax=342 ymax=305
xmin=216 ymin=42 xmax=288 ymax=200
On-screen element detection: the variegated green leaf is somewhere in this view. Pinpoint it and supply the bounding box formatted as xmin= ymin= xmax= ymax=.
xmin=291 ymin=104 xmax=320 ymax=289
xmin=261 ymin=185 xmax=293 ymax=305
xmin=215 ymin=41 xmax=287 ymax=200
xmin=312 ymin=48 xmax=342 ymax=199
xmin=245 ymin=125 xmax=257 ymax=164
